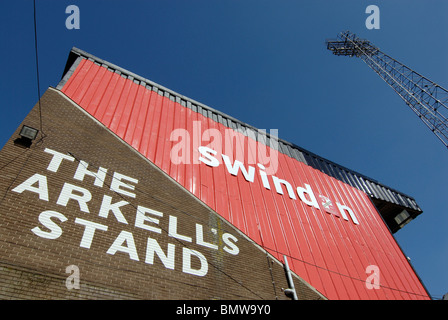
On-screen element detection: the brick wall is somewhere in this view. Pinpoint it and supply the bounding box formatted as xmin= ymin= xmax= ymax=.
xmin=0 ymin=87 xmax=325 ymax=300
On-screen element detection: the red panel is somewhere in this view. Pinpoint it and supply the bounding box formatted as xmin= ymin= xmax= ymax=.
xmin=60 ymin=59 xmax=430 ymax=300
xmin=126 ymin=85 xmax=150 ymax=150
xmin=62 ymin=58 xmax=88 ymax=99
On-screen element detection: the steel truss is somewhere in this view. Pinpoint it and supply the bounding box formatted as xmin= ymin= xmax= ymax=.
xmin=326 ymin=31 xmax=448 ymax=149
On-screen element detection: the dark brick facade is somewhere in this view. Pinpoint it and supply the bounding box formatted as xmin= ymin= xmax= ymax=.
xmin=0 ymin=87 xmax=325 ymax=300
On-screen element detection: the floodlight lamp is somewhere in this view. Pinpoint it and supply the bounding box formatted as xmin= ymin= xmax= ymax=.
xmin=14 ymin=125 xmax=39 ymax=148
xmin=19 ymin=125 xmax=39 ymax=141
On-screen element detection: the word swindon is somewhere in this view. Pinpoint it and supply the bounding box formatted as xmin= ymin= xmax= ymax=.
xmin=198 ymin=146 xmax=359 ymax=225
xmin=12 ymin=148 xmax=240 ymax=277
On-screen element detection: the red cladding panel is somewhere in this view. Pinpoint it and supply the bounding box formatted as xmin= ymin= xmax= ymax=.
xmin=61 ymin=59 xmax=429 ymax=300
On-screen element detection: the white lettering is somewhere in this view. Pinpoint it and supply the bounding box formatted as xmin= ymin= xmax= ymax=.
xmin=196 ymin=224 xmax=218 ymax=250
xmin=135 ymin=206 xmax=163 ymax=234
xmin=31 ymin=210 xmax=67 ymax=239
xmin=222 ymin=233 xmax=239 ymax=255
xmin=198 ymin=146 xmax=219 ymax=167
xmin=296 ymin=184 xmax=319 ymax=209
xmin=19 ymin=148 xmax=243 ymax=278
xmin=168 ymin=215 xmax=192 ymax=242
xmin=182 ymin=248 xmax=208 ymax=277
xmin=177 ymin=304 xmax=210 ymax=317
xmin=12 ymin=173 xmax=49 ymax=201
xmin=257 ymin=163 xmax=271 ymax=190
xmin=110 ymin=172 xmax=138 ymax=198
xmin=98 ymin=195 xmax=129 ymax=224
xmin=75 ymin=218 xmax=108 ymax=249
xmin=106 ymin=230 xmax=139 ymax=261
xmin=57 ymin=183 xmax=92 ymax=213
xmin=44 ymin=148 xmax=74 ymax=172
xmin=145 ymin=237 xmax=175 ymax=270
xmin=222 ymin=154 xmax=255 ymax=182
xmin=198 ymin=146 xmax=359 ymax=225
xmin=337 ymin=203 xmax=359 ymax=225
xmin=272 ymin=176 xmax=296 ymax=199
xmin=74 ymin=160 xmax=107 ymax=187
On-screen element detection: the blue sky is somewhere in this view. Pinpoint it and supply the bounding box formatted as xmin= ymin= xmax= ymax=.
xmin=1 ymin=0 xmax=447 ymax=299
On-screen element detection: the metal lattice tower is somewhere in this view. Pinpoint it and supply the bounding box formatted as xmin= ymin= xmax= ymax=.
xmin=326 ymin=31 xmax=448 ymax=149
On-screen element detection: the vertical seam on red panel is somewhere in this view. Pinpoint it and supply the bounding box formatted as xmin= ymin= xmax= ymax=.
xmin=141 ymin=90 xmax=156 ymax=159
xmin=105 ymin=75 xmax=127 ymax=128
xmin=78 ymin=63 xmax=102 ymax=107
xmin=90 ymin=68 xmax=114 ymax=117
xmin=62 ymin=58 xmax=88 ymax=99
xmin=93 ymin=72 xmax=119 ymax=122
xmin=153 ymin=93 xmax=166 ymax=168
xmin=111 ymin=78 xmax=134 ymax=135
xmin=119 ymin=81 xmax=140 ymax=139
xmin=130 ymin=86 xmax=149 ymax=151
xmin=166 ymin=97 xmax=176 ymax=177
xmin=72 ymin=60 xmax=98 ymax=104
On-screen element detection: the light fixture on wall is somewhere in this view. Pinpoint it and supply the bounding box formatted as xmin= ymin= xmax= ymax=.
xmin=14 ymin=125 xmax=39 ymax=148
